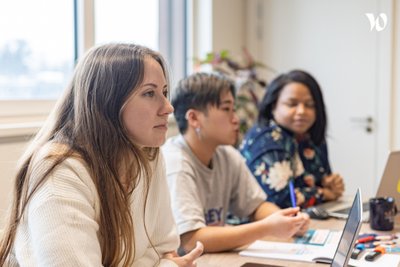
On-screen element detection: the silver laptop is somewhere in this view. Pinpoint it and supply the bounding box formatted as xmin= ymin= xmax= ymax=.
xmin=313 ymin=188 xmax=363 ymax=267
xmin=323 ymin=151 xmax=400 ymax=219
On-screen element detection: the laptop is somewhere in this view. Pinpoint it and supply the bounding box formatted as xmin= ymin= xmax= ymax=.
xmin=239 ymin=189 xmax=363 ymax=265
xmin=313 ymin=188 xmax=363 ymax=267
xmin=321 ymin=151 xmax=400 ymax=219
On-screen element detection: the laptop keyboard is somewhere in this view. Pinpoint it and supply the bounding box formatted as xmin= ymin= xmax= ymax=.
xmin=333 ymin=201 xmax=370 ymax=214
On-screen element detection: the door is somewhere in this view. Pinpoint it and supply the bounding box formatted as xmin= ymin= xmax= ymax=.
xmin=246 ymin=0 xmax=393 ymax=197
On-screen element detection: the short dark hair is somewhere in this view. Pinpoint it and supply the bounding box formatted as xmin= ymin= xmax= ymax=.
xmin=258 ymin=70 xmax=327 ymax=145
xmin=172 ymin=72 xmax=235 ymax=134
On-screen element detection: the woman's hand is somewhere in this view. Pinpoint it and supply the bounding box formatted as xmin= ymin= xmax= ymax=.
xmin=164 ymin=241 xmax=204 ymax=267
xmin=321 ymin=173 xmax=345 ymax=200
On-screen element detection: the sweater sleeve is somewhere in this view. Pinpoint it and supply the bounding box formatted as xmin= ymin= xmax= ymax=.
xmin=17 ymin=158 xmax=103 ymax=267
xmin=134 ymin=154 xmax=179 ymax=267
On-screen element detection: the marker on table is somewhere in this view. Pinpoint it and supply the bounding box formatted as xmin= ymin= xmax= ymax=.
xmin=358 ymin=233 xmax=377 ymax=239
xmin=356 ymin=243 xmax=375 ymax=249
xmin=365 ymin=246 xmax=386 ymax=262
xmin=356 ymin=235 xmax=376 ymax=243
xmin=375 ymin=234 xmax=397 ymax=241
xmin=351 ymin=247 xmax=363 ymax=259
xmin=357 ymin=234 xmax=397 ymax=244
xmin=289 ymin=180 xmax=297 ymax=208
xmin=373 ymin=240 xmax=396 ymax=246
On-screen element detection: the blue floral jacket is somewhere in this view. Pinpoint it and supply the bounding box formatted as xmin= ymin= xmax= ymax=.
xmin=239 ymin=120 xmax=332 ymax=208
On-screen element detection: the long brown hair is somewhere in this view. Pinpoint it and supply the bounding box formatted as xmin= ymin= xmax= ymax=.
xmin=0 ymin=43 xmax=170 ymax=266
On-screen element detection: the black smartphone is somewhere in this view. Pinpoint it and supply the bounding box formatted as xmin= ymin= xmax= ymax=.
xmin=240 ymin=263 xmax=284 ymax=267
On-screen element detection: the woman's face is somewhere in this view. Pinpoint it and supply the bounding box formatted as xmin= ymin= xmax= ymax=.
xmin=272 ymin=82 xmax=316 ymax=136
xmin=122 ymin=57 xmax=174 ymax=147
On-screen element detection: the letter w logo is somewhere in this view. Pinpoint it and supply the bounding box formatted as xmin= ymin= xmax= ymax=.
xmin=365 ymin=13 xmax=388 ymax=31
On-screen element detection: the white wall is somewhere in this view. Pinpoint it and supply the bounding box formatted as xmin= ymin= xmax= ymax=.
xmin=191 ymin=0 xmax=246 ymax=63
xmin=393 ymin=1 xmax=400 ymax=149
xmin=206 ymin=0 xmax=400 ymax=196
xmin=0 ymin=140 xmax=28 ymax=227
xmin=242 ymin=0 xmax=399 ymax=196
xmin=0 ymin=112 xmax=50 ymax=228
xmin=212 ymin=0 xmax=246 ymax=56
xmin=245 ymin=0 xmax=400 ymax=154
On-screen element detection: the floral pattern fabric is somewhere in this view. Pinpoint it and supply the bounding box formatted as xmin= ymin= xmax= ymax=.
xmin=240 ymin=120 xmax=332 ymax=208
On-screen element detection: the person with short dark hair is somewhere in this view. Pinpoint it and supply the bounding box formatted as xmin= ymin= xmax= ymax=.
xmin=162 ymin=72 xmax=309 ymax=254
xmin=240 ymin=70 xmax=344 ymax=209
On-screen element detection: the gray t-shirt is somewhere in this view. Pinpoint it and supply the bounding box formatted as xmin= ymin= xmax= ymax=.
xmin=162 ymin=135 xmax=267 ymax=235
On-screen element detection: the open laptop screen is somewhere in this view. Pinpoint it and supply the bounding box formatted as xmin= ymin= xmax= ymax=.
xmin=326 ymin=151 xmax=400 ymax=219
xmin=331 ymin=188 xmax=363 ymax=267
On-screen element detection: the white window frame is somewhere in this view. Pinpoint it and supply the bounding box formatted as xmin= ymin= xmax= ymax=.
xmin=159 ymin=0 xmax=187 ymax=87
xmin=0 ymin=0 xmax=90 ymax=138
xmin=0 ymin=0 xmax=185 ymax=139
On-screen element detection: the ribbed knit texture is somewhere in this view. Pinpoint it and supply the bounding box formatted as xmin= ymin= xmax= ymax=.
xmin=6 ymin=147 xmax=179 ymax=267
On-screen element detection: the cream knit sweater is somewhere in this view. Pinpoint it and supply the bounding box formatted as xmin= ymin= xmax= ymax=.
xmin=7 ymin=148 xmax=179 ymax=267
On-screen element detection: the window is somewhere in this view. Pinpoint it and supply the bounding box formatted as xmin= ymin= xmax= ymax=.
xmin=0 ymin=0 xmax=186 ymax=127
xmin=95 ymin=0 xmax=159 ymax=50
xmin=95 ymin=0 xmax=187 ymax=87
xmin=0 ymin=0 xmax=75 ymax=100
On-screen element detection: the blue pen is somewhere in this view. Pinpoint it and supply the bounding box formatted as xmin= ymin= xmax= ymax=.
xmin=289 ymin=180 xmax=297 ymax=207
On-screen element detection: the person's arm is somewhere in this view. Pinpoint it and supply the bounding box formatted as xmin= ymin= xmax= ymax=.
xmin=285 ymin=173 xmax=343 ymax=206
xmin=251 ymin=201 xmax=280 ymax=220
xmin=299 ymin=142 xmax=344 ymax=204
xmin=318 ymin=142 xmax=344 ymax=200
xmin=180 ymin=207 xmax=306 ymax=253
xmin=25 ymin=159 xmax=103 ymax=266
xmin=321 ymin=173 xmax=345 ymax=200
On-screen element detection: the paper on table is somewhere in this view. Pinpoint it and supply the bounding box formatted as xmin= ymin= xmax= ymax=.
xmin=239 ymin=240 xmax=338 ymax=263
xmin=239 ymin=238 xmax=400 ymax=266
xmin=294 ymin=229 xmax=335 ymax=246
xmin=239 ymin=230 xmax=342 ymax=263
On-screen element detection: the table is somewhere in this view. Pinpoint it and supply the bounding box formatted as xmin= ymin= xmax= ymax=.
xmin=196 ymin=216 xmax=400 ymax=267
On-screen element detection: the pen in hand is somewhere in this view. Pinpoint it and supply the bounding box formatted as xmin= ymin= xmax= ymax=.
xmin=289 ymin=180 xmax=297 ymax=209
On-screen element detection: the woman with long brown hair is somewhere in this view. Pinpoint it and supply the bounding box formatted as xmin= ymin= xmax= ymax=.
xmin=0 ymin=43 xmax=202 ymax=266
